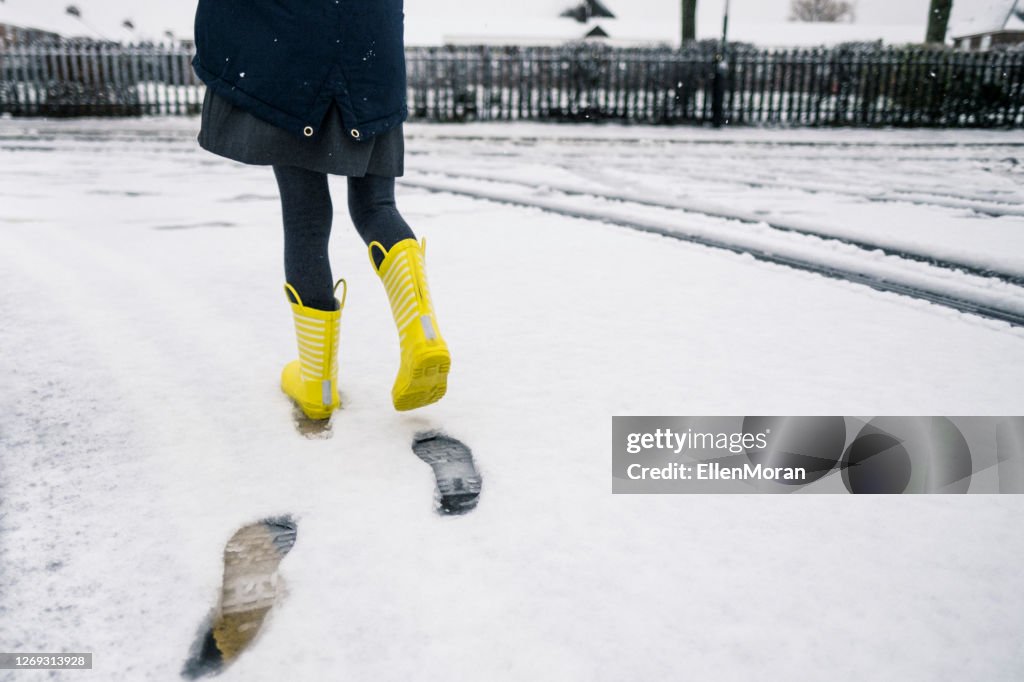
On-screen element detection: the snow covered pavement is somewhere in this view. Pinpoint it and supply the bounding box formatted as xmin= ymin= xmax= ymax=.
xmin=1 ymin=119 xmax=1023 ymax=681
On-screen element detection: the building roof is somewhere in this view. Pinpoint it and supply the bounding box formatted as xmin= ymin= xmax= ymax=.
xmin=949 ymin=0 xmax=1024 ymax=38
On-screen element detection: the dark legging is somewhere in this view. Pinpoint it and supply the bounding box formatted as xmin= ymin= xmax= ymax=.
xmin=273 ymin=166 xmax=415 ymax=310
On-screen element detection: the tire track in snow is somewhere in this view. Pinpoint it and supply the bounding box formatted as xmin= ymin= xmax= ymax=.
xmin=398 ymin=173 xmax=1024 ymax=328
xmin=580 ymin=163 xmax=1024 ymax=217
xmin=407 ymin=167 xmax=1024 ymax=286
xmin=419 ymin=146 xmax=1022 ymax=212
xmin=406 ymin=131 xmax=1024 ymax=151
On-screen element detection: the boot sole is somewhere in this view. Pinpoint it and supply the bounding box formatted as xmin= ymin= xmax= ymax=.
xmin=393 ymin=349 xmax=451 ymax=412
xmin=281 ymin=386 xmax=338 ymax=421
xmin=293 ymin=403 xmax=336 ymax=421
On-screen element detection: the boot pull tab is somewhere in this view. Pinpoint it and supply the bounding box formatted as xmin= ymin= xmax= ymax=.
xmin=333 ymin=278 xmax=348 ymax=309
xmin=284 ymin=282 xmax=304 ymax=307
xmin=368 ymin=241 xmax=388 ymax=272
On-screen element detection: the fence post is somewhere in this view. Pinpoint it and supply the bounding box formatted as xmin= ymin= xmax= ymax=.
xmin=712 ymin=53 xmax=727 ymax=128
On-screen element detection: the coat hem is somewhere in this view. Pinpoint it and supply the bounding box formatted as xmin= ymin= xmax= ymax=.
xmin=193 ymin=56 xmax=408 ymax=144
xmin=193 ymin=57 xmax=319 ymax=138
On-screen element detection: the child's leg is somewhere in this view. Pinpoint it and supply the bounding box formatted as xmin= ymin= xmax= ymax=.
xmin=349 ymin=173 xmax=449 ymax=412
xmin=273 ymin=165 xmax=336 ymax=311
xmin=347 ymin=173 xmax=415 ymax=268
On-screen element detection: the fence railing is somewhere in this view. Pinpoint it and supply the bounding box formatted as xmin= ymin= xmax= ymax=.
xmin=1 ymin=42 xmax=1022 ymax=127
xmin=0 ymin=43 xmax=201 ymax=116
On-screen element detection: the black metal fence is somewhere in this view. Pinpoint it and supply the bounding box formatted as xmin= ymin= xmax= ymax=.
xmin=0 ymin=43 xmax=200 ymax=117
xmin=1 ymin=42 xmax=1021 ymax=127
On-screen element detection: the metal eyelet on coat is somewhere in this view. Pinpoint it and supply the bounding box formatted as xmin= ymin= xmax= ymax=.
xmin=303 ymin=126 xmax=314 ymax=137
xmin=350 ymin=129 xmax=361 ymax=139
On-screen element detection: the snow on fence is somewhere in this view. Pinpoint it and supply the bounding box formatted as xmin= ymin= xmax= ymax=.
xmin=0 ymin=42 xmax=1021 ymax=127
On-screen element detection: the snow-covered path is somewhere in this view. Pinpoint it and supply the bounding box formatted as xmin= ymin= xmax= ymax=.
xmin=1 ymin=119 xmax=1023 ymax=681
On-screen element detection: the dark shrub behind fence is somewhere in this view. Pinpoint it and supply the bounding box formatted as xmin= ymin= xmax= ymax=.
xmin=1 ymin=42 xmax=1021 ymax=127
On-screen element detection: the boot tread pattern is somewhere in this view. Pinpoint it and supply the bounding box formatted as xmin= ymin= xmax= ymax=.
xmin=412 ymin=432 xmax=481 ymax=514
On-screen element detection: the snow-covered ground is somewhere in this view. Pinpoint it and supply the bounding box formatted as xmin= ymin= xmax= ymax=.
xmin=1 ymin=118 xmax=1023 ymax=681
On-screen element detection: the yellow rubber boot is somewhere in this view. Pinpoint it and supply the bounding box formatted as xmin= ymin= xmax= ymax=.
xmin=280 ymin=280 xmax=346 ymax=420
xmin=369 ymin=238 xmax=451 ymax=411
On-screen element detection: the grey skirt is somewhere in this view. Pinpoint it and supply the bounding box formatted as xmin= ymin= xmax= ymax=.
xmin=197 ymin=88 xmax=405 ymax=177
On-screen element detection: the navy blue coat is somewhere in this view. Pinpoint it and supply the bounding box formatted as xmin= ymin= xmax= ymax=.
xmin=192 ymin=0 xmax=407 ymax=142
